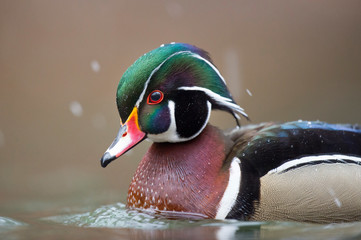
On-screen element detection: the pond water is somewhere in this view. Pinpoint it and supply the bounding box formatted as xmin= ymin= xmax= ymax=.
xmin=2 ymin=199 xmax=361 ymax=240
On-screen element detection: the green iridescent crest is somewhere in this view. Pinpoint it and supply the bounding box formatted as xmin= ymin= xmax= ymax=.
xmin=116 ymin=43 xmax=247 ymax=123
xmin=116 ymin=43 xmax=203 ymax=122
xmin=145 ymin=52 xmax=230 ymax=97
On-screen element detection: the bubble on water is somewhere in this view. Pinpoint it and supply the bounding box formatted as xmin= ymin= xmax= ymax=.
xmin=69 ymin=101 xmax=83 ymax=117
xmin=91 ymin=60 xmax=100 ymax=73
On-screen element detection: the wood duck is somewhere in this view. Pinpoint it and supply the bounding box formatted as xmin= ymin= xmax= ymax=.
xmin=100 ymin=43 xmax=361 ymax=223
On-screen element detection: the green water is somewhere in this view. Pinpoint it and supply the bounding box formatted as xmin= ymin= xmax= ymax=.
xmin=2 ymin=201 xmax=361 ymax=240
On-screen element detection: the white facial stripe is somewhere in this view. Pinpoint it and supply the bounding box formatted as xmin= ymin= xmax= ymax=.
xmin=178 ymin=86 xmax=248 ymax=119
xmin=147 ymin=100 xmax=212 ymax=143
xmin=135 ymin=50 xmax=227 ymax=108
xmin=137 ymin=50 xmax=217 ymax=108
xmin=190 ymin=53 xmax=226 ymax=84
xmin=215 ymin=157 xmax=241 ymax=219
xmin=179 ymin=86 xmax=232 ymax=102
xmin=147 ymin=100 xmax=178 ymax=142
xmin=135 ymin=51 xmax=192 ymax=108
xmin=268 ymin=154 xmax=361 ymax=174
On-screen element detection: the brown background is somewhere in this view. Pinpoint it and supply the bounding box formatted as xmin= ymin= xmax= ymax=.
xmin=1 ymin=1 xmax=361 ymax=212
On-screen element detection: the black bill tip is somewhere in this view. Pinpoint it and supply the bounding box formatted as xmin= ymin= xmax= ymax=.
xmin=100 ymin=152 xmax=116 ymax=168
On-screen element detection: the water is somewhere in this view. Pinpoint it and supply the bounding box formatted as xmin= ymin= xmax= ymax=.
xmin=2 ymin=201 xmax=361 ymax=240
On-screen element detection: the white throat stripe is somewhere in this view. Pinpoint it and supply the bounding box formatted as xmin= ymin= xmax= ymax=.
xmin=215 ymin=157 xmax=241 ymax=219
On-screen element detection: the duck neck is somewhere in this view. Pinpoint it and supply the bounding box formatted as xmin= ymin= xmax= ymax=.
xmin=127 ymin=125 xmax=231 ymax=218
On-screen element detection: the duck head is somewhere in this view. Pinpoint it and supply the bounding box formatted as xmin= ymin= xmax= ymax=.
xmin=101 ymin=43 xmax=247 ymax=167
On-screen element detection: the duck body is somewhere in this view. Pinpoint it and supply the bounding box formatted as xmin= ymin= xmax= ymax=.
xmin=101 ymin=43 xmax=361 ymax=223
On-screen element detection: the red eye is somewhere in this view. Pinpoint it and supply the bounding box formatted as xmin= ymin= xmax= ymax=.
xmin=147 ymin=90 xmax=164 ymax=105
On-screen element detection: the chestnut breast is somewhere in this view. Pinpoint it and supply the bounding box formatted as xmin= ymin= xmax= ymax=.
xmin=127 ymin=125 xmax=231 ymax=218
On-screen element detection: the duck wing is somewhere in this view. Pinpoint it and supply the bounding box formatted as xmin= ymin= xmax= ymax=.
xmin=225 ymin=121 xmax=361 ymax=222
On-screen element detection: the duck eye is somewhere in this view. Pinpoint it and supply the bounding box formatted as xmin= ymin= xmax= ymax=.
xmin=147 ymin=90 xmax=164 ymax=105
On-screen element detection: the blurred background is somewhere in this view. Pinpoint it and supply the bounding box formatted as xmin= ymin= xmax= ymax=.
xmin=1 ymin=0 xmax=361 ymax=217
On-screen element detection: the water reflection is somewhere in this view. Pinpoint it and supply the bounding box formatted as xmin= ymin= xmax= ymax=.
xmin=0 ymin=217 xmax=27 ymax=234
xmin=37 ymin=203 xmax=361 ymax=240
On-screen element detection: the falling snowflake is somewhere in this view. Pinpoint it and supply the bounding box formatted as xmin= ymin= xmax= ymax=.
xmin=246 ymin=89 xmax=253 ymax=96
xmin=91 ymin=60 xmax=100 ymax=73
xmin=69 ymin=101 xmax=83 ymax=117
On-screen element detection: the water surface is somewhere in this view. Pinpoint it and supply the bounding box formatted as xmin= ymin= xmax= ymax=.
xmin=2 ymin=200 xmax=361 ymax=240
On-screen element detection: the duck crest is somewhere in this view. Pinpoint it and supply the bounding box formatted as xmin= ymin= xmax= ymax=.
xmin=116 ymin=43 xmax=213 ymax=123
xmin=127 ymin=125 xmax=230 ymax=218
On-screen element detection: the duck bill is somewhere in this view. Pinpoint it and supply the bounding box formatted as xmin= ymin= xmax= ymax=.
xmin=100 ymin=107 xmax=146 ymax=168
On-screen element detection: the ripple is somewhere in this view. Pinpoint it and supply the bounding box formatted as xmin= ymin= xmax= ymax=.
xmin=43 ymin=203 xmax=264 ymax=230
xmin=0 ymin=216 xmax=27 ymax=233
xmin=43 ymin=203 xmax=186 ymax=229
xmin=41 ymin=203 xmax=361 ymax=240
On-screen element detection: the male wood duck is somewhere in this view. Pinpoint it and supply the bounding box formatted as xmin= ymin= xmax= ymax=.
xmin=100 ymin=43 xmax=361 ymax=223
